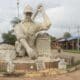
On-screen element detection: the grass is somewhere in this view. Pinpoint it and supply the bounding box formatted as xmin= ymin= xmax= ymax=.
xmin=67 ymin=60 xmax=80 ymax=69
xmin=64 ymin=49 xmax=80 ymax=54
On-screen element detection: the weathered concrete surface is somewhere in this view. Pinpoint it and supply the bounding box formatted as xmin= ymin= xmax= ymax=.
xmin=51 ymin=49 xmax=80 ymax=61
xmin=0 ymin=44 xmax=16 ymax=60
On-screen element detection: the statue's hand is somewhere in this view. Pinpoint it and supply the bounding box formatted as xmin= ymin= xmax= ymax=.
xmin=32 ymin=4 xmax=45 ymax=20
xmin=27 ymin=47 xmax=33 ymax=53
xmin=27 ymin=47 xmax=36 ymax=57
xmin=37 ymin=4 xmax=44 ymax=12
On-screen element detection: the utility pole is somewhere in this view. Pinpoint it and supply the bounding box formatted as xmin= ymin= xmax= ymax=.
xmin=69 ymin=25 xmax=70 ymax=32
xmin=77 ymin=26 xmax=80 ymax=52
xmin=17 ymin=0 xmax=19 ymax=18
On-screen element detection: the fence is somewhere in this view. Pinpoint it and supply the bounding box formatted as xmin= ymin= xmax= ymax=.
xmin=0 ymin=60 xmax=7 ymax=72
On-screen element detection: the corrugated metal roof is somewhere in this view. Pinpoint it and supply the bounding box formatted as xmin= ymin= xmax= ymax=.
xmin=58 ymin=35 xmax=80 ymax=42
xmin=58 ymin=38 xmax=67 ymax=42
xmin=67 ymin=36 xmax=80 ymax=41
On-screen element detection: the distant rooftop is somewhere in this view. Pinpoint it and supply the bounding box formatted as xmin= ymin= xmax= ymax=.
xmin=58 ymin=35 xmax=80 ymax=42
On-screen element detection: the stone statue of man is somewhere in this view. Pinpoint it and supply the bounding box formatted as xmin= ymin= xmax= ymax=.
xmin=14 ymin=4 xmax=51 ymax=58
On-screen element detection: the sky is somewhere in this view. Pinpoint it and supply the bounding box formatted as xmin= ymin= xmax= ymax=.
xmin=0 ymin=0 xmax=80 ymax=42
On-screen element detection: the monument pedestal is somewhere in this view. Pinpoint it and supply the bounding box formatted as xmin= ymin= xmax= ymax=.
xmin=35 ymin=56 xmax=59 ymax=71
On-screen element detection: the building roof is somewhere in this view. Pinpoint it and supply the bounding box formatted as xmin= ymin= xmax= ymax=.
xmin=58 ymin=38 xmax=67 ymax=42
xmin=58 ymin=35 xmax=80 ymax=42
xmin=67 ymin=36 xmax=80 ymax=41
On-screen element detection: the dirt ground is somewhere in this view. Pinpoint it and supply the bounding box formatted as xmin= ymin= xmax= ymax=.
xmin=0 ymin=70 xmax=80 ymax=80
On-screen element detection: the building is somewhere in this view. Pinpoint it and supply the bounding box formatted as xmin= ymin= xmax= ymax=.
xmin=58 ymin=36 xmax=80 ymax=50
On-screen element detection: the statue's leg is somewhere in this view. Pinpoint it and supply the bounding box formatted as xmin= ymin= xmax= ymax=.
xmin=19 ymin=39 xmax=38 ymax=59
xmin=15 ymin=41 xmax=25 ymax=57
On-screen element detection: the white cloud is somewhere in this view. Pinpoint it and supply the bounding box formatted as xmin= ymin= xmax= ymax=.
xmin=46 ymin=7 xmax=65 ymax=37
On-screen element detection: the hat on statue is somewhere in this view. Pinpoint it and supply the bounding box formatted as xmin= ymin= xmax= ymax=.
xmin=24 ymin=4 xmax=33 ymax=14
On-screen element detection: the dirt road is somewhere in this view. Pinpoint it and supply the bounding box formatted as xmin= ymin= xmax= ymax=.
xmin=0 ymin=70 xmax=80 ymax=80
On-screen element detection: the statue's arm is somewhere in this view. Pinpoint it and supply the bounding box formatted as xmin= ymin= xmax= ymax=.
xmin=20 ymin=39 xmax=31 ymax=51
xmin=14 ymin=24 xmax=26 ymax=40
xmin=35 ymin=4 xmax=51 ymax=30
xmin=31 ymin=10 xmax=38 ymax=21
xmin=40 ymin=8 xmax=51 ymax=30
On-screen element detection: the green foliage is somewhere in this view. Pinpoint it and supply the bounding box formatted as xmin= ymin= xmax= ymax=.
xmin=63 ymin=32 xmax=71 ymax=39
xmin=50 ymin=36 xmax=56 ymax=41
xmin=1 ymin=17 xmax=21 ymax=45
xmin=64 ymin=50 xmax=80 ymax=54
xmin=2 ymin=32 xmax=17 ymax=45
xmin=11 ymin=17 xmax=21 ymax=27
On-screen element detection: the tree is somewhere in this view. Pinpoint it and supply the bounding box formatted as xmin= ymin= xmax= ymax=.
xmin=11 ymin=17 xmax=21 ymax=27
xmin=1 ymin=17 xmax=21 ymax=45
xmin=50 ymin=36 xmax=56 ymax=41
xmin=63 ymin=32 xmax=71 ymax=39
xmin=2 ymin=32 xmax=17 ymax=45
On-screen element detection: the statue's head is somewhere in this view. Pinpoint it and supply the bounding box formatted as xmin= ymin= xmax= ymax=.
xmin=24 ymin=5 xmax=33 ymax=19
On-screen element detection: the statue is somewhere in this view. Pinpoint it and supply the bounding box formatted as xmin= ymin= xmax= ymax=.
xmin=14 ymin=4 xmax=51 ymax=59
